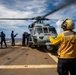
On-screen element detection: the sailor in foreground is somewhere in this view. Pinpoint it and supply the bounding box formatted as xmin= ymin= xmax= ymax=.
xmin=49 ymin=18 xmax=76 ymax=75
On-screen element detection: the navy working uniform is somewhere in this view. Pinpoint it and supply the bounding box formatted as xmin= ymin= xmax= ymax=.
xmin=25 ymin=32 xmax=30 ymax=45
xmin=22 ymin=32 xmax=26 ymax=46
xmin=49 ymin=19 xmax=76 ymax=75
xmin=0 ymin=31 xmax=7 ymax=48
xmin=11 ymin=31 xmax=18 ymax=46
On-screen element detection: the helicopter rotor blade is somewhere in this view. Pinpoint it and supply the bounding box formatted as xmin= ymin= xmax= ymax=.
xmin=29 ymin=0 xmax=76 ymax=25
xmin=0 ymin=18 xmax=36 ymax=20
xmin=0 ymin=17 xmax=46 ymax=20
xmin=0 ymin=17 xmax=50 ymax=20
xmin=43 ymin=0 xmax=76 ymax=17
xmin=0 ymin=0 xmax=76 ymax=22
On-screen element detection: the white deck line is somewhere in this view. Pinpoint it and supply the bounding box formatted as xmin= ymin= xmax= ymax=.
xmin=47 ymin=52 xmax=58 ymax=63
xmin=0 ymin=65 xmax=57 ymax=69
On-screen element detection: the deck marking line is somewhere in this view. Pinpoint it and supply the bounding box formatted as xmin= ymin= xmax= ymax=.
xmin=0 ymin=65 xmax=57 ymax=69
xmin=45 ymin=50 xmax=58 ymax=63
xmin=47 ymin=52 xmax=58 ymax=63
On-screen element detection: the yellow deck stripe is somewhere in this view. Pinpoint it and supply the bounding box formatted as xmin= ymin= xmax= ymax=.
xmin=0 ymin=65 xmax=57 ymax=69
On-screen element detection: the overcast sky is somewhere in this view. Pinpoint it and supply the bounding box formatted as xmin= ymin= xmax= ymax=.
xmin=0 ymin=0 xmax=76 ymax=38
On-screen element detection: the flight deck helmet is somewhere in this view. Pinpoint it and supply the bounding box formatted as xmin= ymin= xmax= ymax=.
xmin=61 ymin=18 xmax=75 ymax=30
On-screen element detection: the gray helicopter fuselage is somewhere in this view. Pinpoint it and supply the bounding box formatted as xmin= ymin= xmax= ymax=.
xmin=28 ymin=24 xmax=57 ymax=47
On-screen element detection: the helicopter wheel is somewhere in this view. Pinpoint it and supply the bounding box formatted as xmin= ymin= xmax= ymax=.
xmin=28 ymin=44 xmax=31 ymax=47
xmin=34 ymin=45 xmax=38 ymax=48
xmin=28 ymin=34 xmax=32 ymax=47
xmin=28 ymin=41 xmax=32 ymax=47
xmin=46 ymin=45 xmax=54 ymax=52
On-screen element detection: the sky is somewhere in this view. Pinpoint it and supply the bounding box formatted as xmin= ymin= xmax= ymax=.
xmin=0 ymin=0 xmax=76 ymax=38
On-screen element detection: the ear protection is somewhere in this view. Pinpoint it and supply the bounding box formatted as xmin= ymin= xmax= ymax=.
xmin=61 ymin=19 xmax=68 ymax=29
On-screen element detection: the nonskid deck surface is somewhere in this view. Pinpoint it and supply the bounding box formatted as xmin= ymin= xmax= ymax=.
xmin=0 ymin=40 xmax=58 ymax=75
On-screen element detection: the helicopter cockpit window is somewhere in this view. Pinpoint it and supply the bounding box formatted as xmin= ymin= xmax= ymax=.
xmin=36 ymin=27 xmax=43 ymax=34
xmin=49 ymin=28 xmax=56 ymax=34
xmin=43 ymin=28 xmax=48 ymax=33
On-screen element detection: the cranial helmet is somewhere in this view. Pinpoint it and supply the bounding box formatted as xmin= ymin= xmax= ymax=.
xmin=61 ymin=18 xmax=75 ymax=30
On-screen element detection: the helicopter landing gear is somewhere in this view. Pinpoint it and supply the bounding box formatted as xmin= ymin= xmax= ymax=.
xmin=28 ymin=43 xmax=31 ymax=47
xmin=28 ymin=34 xmax=32 ymax=47
xmin=46 ymin=45 xmax=54 ymax=51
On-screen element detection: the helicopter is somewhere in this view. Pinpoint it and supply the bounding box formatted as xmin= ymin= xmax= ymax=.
xmin=27 ymin=17 xmax=57 ymax=51
xmin=0 ymin=0 xmax=76 ymax=51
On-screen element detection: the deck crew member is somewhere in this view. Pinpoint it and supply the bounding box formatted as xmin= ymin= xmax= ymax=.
xmin=49 ymin=18 xmax=76 ymax=75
